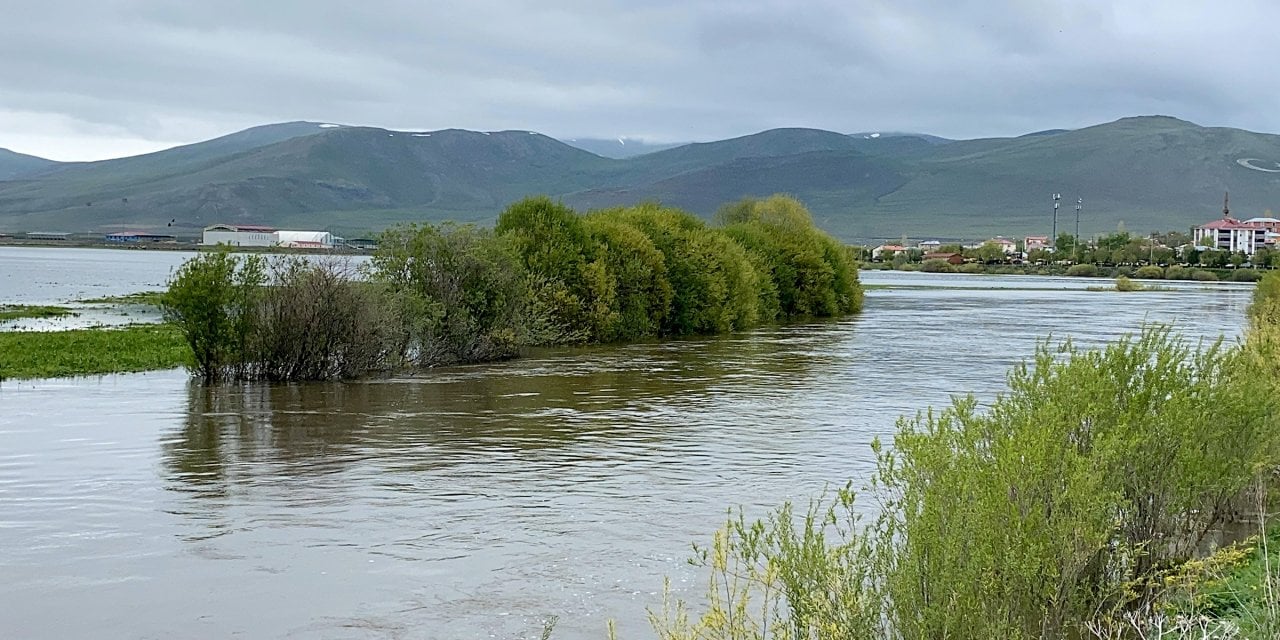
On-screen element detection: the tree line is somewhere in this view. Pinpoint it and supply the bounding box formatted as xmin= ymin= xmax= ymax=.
xmin=161 ymin=194 xmax=863 ymax=382
xmin=879 ymin=230 xmax=1280 ymax=271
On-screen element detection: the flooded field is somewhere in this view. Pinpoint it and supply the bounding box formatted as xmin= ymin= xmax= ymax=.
xmin=0 ymin=248 xmax=1254 ymax=639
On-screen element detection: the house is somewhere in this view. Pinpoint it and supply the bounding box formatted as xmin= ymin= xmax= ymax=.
xmin=987 ymin=237 xmax=1019 ymax=255
xmin=917 ymin=240 xmax=943 ymax=252
xmin=1244 ymin=218 xmax=1280 ymax=246
xmin=1024 ymin=235 xmax=1050 ymax=252
xmin=924 ymin=252 xmax=965 ymax=265
xmin=872 ymin=244 xmax=907 ymax=260
xmin=1195 ymin=195 xmax=1267 ymax=255
xmin=202 ymin=224 xmax=277 ymax=247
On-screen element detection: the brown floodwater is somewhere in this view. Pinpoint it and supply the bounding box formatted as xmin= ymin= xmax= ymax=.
xmin=0 ymin=250 xmax=1255 ymax=639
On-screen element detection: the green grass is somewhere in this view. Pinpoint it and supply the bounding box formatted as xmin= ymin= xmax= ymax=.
xmin=1177 ymin=526 xmax=1280 ymax=637
xmin=76 ymin=291 xmax=166 ymax=305
xmin=0 ymin=323 xmax=191 ymax=380
xmin=0 ymin=304 xmax=76 ymax=321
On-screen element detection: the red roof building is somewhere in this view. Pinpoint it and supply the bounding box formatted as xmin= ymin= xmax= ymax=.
xmin=1195 ymin=193 xmax=1267 ymax=255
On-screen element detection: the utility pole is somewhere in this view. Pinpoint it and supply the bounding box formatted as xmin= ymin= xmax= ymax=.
xmin=1052 ymin=193 xmax=1061 ymax=250
xmin=1075 ymin=198 xmax=1082 ymax=263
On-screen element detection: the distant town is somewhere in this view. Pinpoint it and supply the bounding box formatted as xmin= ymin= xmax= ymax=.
xmin=863 ymin=196 xmax=1280 ymax=274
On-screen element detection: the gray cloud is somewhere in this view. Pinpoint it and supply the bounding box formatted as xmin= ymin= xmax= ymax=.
xmin=2 ymin=0 xmax=1278 ymax=159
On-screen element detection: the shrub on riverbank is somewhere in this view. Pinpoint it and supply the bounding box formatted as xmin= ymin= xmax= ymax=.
xmin=164 ymin=252 xmax=393 ymax=381
xmin=921 ymin=258 xmax=955 ymax=273
xmin=655 ymin=326 xmax=1280 ymax=640
xmin=1066 ymin=263 xmax=1100 ymax=277
xmin=1135 ymin=265 xmax=1165 ymax=279
xmin=372 ymin=223 xmax=534 ymax=366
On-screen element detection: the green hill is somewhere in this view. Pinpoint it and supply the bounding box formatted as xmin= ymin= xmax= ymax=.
xmin=3 ymin=116 xmax=1280 ymax=241
xmin=0 ymin=148 xmax=60 ymax=180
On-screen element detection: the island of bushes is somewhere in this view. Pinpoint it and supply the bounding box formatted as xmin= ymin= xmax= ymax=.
xmin=161 ymin=194 xmax=863 ymax=382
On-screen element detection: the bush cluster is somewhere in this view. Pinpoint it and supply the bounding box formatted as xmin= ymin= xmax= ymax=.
xmin=163 ymin=194 xmax=863 ymax=381
xmin=163 ymin=254 xmax=394 ymax=381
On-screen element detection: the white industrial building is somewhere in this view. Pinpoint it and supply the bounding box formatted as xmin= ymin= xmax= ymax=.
xmin=202 ymin=224 xmax=337 ymax=249
xmin=275 ymin=230 xmax=337 ymax=249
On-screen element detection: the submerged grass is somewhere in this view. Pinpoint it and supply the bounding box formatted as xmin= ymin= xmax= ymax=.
xmin=0 ymin=304 xmax=76 ymax=321
xmin=0 ymin=323 xmax=190 ymax=380
xmin=76 ymin=291 xmax=166 ymax=306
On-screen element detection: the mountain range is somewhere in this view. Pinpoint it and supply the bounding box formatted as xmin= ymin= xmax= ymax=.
xmin=3 ymin=116 xmax=1280 ymax=241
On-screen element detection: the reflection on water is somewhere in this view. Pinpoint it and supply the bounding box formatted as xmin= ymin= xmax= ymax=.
xmin=0 ymin=272 xmax=1254 ymax=639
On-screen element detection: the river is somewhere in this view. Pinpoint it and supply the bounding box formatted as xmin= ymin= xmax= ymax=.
xmin=0 ymin=248 xmax=1255 ymax=639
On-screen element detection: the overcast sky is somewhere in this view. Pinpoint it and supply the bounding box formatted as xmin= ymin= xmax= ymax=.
xmin=3 ymin=0 xmax=1278 ymax=161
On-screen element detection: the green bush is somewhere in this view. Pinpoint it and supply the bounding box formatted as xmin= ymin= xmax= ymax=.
xmin=1192 ymin=269 xmax=1220 ymax=282
xmin=1134 ymin=265 xmax=1165 ymax=279
xmin=884 ymin=328 xmax=1277 ymax=638
xmin=494 ymin=196 xmax=594 ymax=336
xmin=1114 ymin=275 xmax=1142 ymax=291
xmin=372 ymin=223 xmax=532 ymax=365
xmin=1066 ymin=263 xmax=1100 ymax=277
xmin=921 ymin=258 xmax=956 ymax=273
xmin=1249 ymin=271 xmax=1280 ymax=327
xmin=718 ymin=195 xmax=863 ymax=317
xmin=580 ymin=215 xmax=673 ymax=342
xmin=957 ymin=262 xmax=985 ymax=274
xmin=1231 ymin=269 xmax=1263 ymax=282
xmin=607 ymin=204 xmax=761 ymax=335
xmin=1164 ymin=264 xmax=1189 ymax=280
xmin=162 ymin=251 xmax=265 ymax=381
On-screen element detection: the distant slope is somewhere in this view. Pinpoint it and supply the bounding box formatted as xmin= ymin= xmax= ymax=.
xmin=0 ymin=126 xmax=614 ymax=233
xmin=4 ymin=116 xmax=1280 ymax=241
xmin=866 ymin=116 xmax=1280 ymax=239
xmin=0 ymin=148 xmax=60 ymax=180
xmin=561 ymin=137 xmax=685 ymax=159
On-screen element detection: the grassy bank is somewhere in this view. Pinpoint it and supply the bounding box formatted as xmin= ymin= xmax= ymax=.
xmin=1174 ymin=525 xmax=1280 ymax=637
xmin=0 ymin=304 xmax=75 ymax=321
xmin=0 ymin=323 xmax=190 ymax=380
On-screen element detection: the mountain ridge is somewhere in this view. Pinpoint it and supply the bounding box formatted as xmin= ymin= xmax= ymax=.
xmin=3 ymin=115 xmax=1279 ymax=240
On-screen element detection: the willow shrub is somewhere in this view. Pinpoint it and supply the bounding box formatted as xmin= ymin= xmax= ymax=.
xmin=719 ymin=195 xmax=863 ymax=317
xmin=370 ymin=222 xmax=538 ymax=366
xmin=882 ymin=328 xmax=1278 ymax=639
xmin=164 ymin=253 xmax=394 ymax=382
xmin=581 ymin=214 xmax=673 ymax=342
xmin=1249 ymin=270 xmax=1280 ymax=327
xmin=250 ymin=258 xmax=394 ymax=381
xmin=588 ymin=203 xmax=762 ymax=336
xmin=660 ymin=327 xmax=1279 ymax=640
xmin=652 ymin=486 xmax=887 ymax=640
xmin=162 ymin=250 xmax=265 ymax=381
xmin=494 ymin=196 xmax=594 ymax=340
